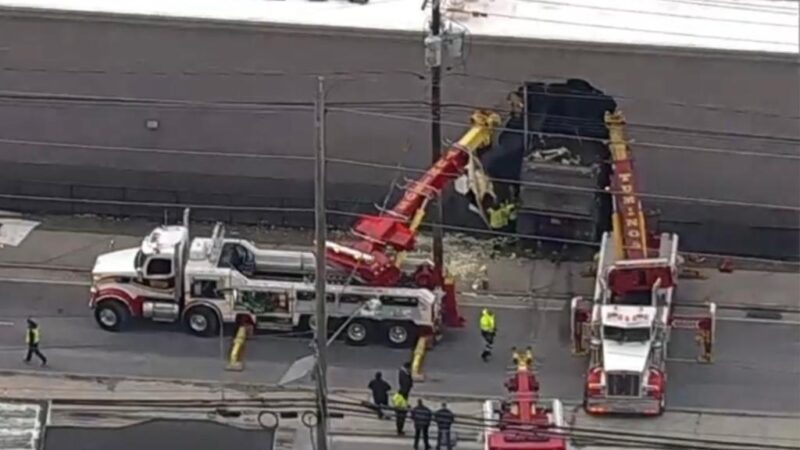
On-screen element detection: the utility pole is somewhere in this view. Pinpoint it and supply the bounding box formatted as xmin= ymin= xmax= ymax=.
xmin=313 ymin=76 xmax=329 ymax=450
xmin=428 ymin=0 xmax=444 ymax=275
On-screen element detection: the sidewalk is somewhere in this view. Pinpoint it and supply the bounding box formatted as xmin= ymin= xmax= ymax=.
xmin=2 ymin=371 xmax=798 ymax=450
xmin=1 ymin=213 xmax=798 ymax=310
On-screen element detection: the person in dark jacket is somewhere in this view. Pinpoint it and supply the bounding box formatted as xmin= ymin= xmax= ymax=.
xmin=24 ymin=318 xmax=47 ymax=366
xmin=411 ymin=399 xmax=432 ymax=450
xmin=434 ymin=402 xmax=455 ymax=450
xmin=398 ymin=361 xmax=414 ymax=398
xmin=367 ymin=371 xmax=391 ymax=419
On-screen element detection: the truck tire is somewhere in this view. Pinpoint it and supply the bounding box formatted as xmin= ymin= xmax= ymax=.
xmin=94 ymin=300 xmax=130 ymax=332
xmin=184 ymin=306 xmax=221 ymax=337
xmin=384 ymin=321 xmax=418 ymax=348
xmin=344 ymin=320 xmax=372 ymax=346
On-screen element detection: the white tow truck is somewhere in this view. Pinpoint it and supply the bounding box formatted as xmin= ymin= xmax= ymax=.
xmin=569 ymin=112 xmax=716 ymax=416
xmin=89 ymin=210 xmax=442 ymax=347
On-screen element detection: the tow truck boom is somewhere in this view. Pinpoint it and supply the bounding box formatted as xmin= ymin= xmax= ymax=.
xmin=325 ymin=110 xmax=501 ymax=318
xmin=607 ymin=112 xmax=649 ymax=261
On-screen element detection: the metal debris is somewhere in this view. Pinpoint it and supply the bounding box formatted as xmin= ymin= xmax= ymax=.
xmin=527 ymin=147 xmax=582 ymax=166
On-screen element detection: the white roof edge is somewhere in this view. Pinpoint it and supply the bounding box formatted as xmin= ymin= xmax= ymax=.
xmin=0 ymin=0 xmax=796 ymax=54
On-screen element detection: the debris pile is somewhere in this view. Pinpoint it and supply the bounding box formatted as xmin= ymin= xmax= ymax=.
xmin=413 ymin=233 xmax=516 ymax=290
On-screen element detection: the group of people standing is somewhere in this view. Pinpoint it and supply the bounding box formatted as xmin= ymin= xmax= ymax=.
xmin=367 ymin=308 xmax=499 ymax=449
xmin=368 ymin=363 xmax=455 ymax=450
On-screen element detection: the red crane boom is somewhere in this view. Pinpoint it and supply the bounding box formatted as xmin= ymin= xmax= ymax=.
xmin=606 ymin=111 xmax=649 ymax=260
xmin=324 ymin=110 xmax=502 ymax=325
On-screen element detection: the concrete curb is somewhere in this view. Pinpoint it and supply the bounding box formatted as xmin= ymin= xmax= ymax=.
xmin=3 ymin=369 xmax=799 ymax=419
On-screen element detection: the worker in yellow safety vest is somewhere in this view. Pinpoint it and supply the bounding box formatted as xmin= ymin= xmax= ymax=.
xmin=24 ymin=318 xmax=47 ymax=366
xmin=390 ymin=391 xmax=409 ymax=436
xmin=488 ymin=201 xmax=518 ymax=229
xmin=479 ymin=309 xmax=496 ymax=362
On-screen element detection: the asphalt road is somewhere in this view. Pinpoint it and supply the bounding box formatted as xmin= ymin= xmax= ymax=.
xmin=0 ymin=281 xmax=798 ymax=413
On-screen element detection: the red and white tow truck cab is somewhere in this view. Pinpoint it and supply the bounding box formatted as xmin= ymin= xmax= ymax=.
xmin=483 ymin=348 xmax=569 ymax=450
xmin=569 ymin=111 xmax=716 ymax=416
xmin=90 ymin=209 xmax=442 ymax=347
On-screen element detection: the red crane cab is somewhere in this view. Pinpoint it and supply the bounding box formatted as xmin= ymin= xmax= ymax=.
xmin=483 ymin=348 xmax=569 ymax=450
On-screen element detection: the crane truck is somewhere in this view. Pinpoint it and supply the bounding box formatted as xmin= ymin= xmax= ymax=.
xmin=89 ymin=110 xmax=502 ymax=347
xmin=483 ymin=347 xmax=568 ymax=450
xmin=569 ymin=111 xmax=716 ymax=415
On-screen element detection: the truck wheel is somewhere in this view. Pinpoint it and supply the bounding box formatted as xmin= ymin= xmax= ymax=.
xmin=94 ymin=300 xmax=130 ymax=332
xmin=384 ymin=322 xmax=417 ymax=348
xmin=344 ymin=320 xmax=372 ymax=346
xmin=184 ymin=306 xmax=220 ymax=337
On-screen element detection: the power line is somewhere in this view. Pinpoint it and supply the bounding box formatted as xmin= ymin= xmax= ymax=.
xmin=660 ymin=0 xmax=799 ymax=14
xmin=443 ymin=6 xmax=796 ymax=49
xmin=326 ymin=107 xmax=800 ymax=160
xmin=2 ymin=65 xmax=798 ymax=120
xmin=2 ymin=135 xmax=799 ymax=212
xmin=437 ymin=102 xmax=800 ymax=144
xmin=0 ymin=192 xmax=796 ymax=266
xmin=0 ymin=66 xmax=428 ymax=81
xmin=322 ymin=401 xmax=800 ymax=450
xmin=4 ymin=89 xmax=799 ymax=144
xmin=517 ymin=0 xmax=796 ymax=27
xmin=441 ymin=73 xmax=800 ymax=121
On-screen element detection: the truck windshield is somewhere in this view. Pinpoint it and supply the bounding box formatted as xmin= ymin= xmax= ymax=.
xmin=604 ymin=326 xmax=650 ymax=343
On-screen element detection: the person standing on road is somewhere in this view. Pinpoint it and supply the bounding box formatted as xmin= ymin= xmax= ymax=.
xmin=390 ymin=391 xmax=408 ymax=436
xmin=434 ymin=402 xmax=455 ymax=450
xmin=479 ymin=308 xmax=497 ymax=362
xmin=24 ymin=318 xmax=47 ymax=366
xmin=411 ymin=399 xmax=432 ymax=450
xmin=398 ymin=361 xmax=414 ymax=399
xmin=368 ymin=371 xmax=391 ymax=419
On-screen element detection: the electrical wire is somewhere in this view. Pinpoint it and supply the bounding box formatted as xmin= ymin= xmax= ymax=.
xmin=2 ymin=135 xmax=799 ymax=213
xmin=319 ymin=400 xmax=800 ymax=450
xmin=324 ymin=401 xmax=800 ymax=449
xmin=660 ymin=0 xmax=799 ymax=14
xmin=442 ymin=7 xmax=796 ymax=48
xmin=436 ymin=102 xmax=800 ymax=144
xmin=0 ymin=191 xmax=797 ymax=266
xmin=511 ymin=0 xmax=796 ymax=27
xmin=441 ymin=72 xmax=800 ymax=121
xmin=4 ymin=89 xmax=798 ymax=145
xmin=326 ymin=106 xmax=800 ymax=160
xmin=37 ymin=396 xmax=800 ymax=448
xmin=1 ymin=65 xmax=797 ymax=120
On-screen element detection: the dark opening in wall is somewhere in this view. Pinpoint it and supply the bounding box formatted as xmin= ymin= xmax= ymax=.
xmin=471 ymin=78 xmax=617 ymax=254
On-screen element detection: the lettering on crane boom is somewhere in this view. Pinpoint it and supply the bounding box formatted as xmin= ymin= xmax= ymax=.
xmin=614 ymin=161 xmax=646 ymax=257
xmin=606 ymin=110 xmax=648 ymax=260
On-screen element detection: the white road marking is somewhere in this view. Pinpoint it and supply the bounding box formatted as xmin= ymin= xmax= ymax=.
xmin=716 ymin=316 xmax=800 ymax=326
xmin=0 ymin=321 xmax=14 ymax=326
xmin=0 ymin=277 xmax=89 ymax=287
